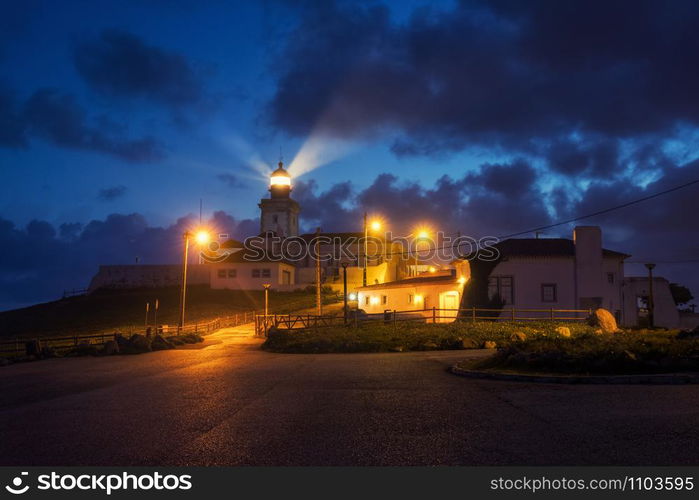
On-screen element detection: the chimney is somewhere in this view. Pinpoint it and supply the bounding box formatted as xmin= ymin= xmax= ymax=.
xmin=574 ymin=226 xmax=603 ymax=308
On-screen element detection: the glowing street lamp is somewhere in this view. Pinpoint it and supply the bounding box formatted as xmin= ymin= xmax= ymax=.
xmin=362 ymin=214 xmax=383 ymax=287
xmin=178 ymin=228 xmax=210 ymax=330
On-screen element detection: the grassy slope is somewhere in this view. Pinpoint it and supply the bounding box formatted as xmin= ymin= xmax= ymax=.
xmin=0 ymin=286 xmax=336 ymax=338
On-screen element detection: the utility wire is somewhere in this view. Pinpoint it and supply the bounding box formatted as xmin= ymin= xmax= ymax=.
xmin=374 ymin=177 xmax=699 ymax=258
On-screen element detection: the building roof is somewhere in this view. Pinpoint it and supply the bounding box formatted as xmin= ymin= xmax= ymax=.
xmin=487 ymin=238 xmax=630 ymax=259
xmin=357 ymin=271 xmax=457 ymax=290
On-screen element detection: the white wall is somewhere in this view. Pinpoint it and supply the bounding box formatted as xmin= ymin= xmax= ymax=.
xmin=622 ymin=277 xmax=680 ymax=328
xmin=210 ymin=262 xmax=296 ymax=291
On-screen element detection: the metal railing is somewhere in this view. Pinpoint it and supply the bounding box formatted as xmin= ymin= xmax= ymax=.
xmin=0 ymin=310 xmax=257 ymax=358
xmin=255 ymin=306 xmax=592 ymax=336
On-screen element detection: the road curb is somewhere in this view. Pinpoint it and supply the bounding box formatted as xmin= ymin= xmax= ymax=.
xmin=449 ymin=365 xmax=699 ymax=385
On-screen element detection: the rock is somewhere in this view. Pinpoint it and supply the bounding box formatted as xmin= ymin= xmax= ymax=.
xmin=74 ymin=341 xmax=98 ymax=356
xmin=151 ymin=335 xmax=174 ymax=351
xmin=483 ymin=340 xmax=497 ymax=349
xmin=100 ymin=340 xmax=119 ymax=355
xmin=389 ymin=346 xmax=404 ymax=352
xmin=509 ymin=331 xmax=527 ymax=342
xmin=586 ymin=308 xmax=618 ymax=333
xmin=461 ymin=338 xmax=479 ymax=349
xmin=594 ymin=328 xmax=604 ymax=335
xmin=115 ymin=334 xmax=130 ymax=351
xmin=40 ymin=346 xmax=59 ymax=358
xmin=555 ymin=326 xmax=571 ymax=338
xmin=422 ymin=341 xmax=438 ymax=350
xmin=120 ymin=334 xmax=152 ymax=354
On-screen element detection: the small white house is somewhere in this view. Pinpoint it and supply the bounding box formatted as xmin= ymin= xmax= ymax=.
xmin=357 ymin=262 xmax=470 ymax=322
xmin=485 ymin=226 xmax=628 ymax=321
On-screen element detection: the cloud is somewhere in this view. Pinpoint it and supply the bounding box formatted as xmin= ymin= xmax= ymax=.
xmin=23 ymin=88 xmax=164 ymax=162
xmin=0 ymin=84 xmax=27 ymax=148
xmin=74 ymin=29 xmax=206 ymax=108
xmin=217 ymin=173 xmax=246 ymax=189
xmin=267 ymin=0 xmax=699 ymax=171
xmin=0 ymin=210 xmax=259 ymax=310
xmin=98 ymin=185 xmax=127 ymax=201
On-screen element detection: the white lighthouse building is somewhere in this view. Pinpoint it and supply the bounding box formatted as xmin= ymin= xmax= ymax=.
xmin=258 ymin=161 xmax=300 ymax=237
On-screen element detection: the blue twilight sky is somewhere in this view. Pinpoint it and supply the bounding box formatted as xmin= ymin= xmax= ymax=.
xmin=1 ymin=0 xmax=699 ymax=309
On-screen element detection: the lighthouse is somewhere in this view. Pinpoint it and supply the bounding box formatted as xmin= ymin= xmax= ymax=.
xmin=258 ymin=161 xmax=300 ymax=237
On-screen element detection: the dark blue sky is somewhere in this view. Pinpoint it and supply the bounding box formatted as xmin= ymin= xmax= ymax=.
xmin=1 ymin=0 xmax=698 ymax=309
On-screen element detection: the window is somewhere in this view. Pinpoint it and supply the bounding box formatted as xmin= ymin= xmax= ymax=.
xmin=488 ymin=276 xmax=514 ymax=304
xmin=273 ymin=215 xmax=279 ymax=223
xmin=282 ymin=270 xmax=291 ymax=285
xmin=541 ymin=284 xmax=557 ymax=303
xmin=365 ymin=296 xmax=370 ymax=305
xmin=261 ymin=268 xmax=271 ymax=278
xmin=252 ymin=269 xmax=260 ymax=278
xmin=381 ymin=295 xmax=387 ymax=305
xmin=408 ymin=293 xmax=414 ymax=304
xmin=227 ymin=269 xmax=237 ymax=278
xmin=607 ymin=272 xmax=615 ymax=284
xmin=217 ymin=269 xmax=226 ymax=278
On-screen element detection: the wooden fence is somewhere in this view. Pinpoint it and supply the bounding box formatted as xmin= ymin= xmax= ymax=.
xmin=255 ymin=307 xmax=592 ymax=336
xmin=0 ymin=310 xmax=257 ymax=358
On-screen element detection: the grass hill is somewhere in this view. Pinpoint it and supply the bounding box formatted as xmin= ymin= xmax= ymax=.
xmin=0 ymin=286 xmax=336 ymax=338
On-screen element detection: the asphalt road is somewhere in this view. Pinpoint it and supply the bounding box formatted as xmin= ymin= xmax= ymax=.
xmin=2 ymin=325 xmax=699 ymax=466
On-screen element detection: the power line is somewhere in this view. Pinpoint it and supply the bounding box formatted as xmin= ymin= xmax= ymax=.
xmin=376 ymin=177 xmax=699 ymax=257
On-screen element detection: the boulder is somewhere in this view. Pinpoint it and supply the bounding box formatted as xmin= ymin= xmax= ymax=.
xmin=120 ymin=334 xmax=152 ymax=354
xmin=510 ymin=331 xmax=527 ymax=342
xmin=100 ymin=340 xmax=119 ymax=356
xmin=461 ymin=338 xmax=480 ymax=349
xmin=389 ymin=346 xmax=404 ymax=352
xmin=73 ymin=341 xmax=98 ymax=356
xmin=586 ymin=308 xmax=618 ymax=333
xmin=483 ymin=340 xmax=497 ymax=349
xmin=555 ymin=326 xmax=571 ymax=338
xmin=151 ymin=335 xmax=174 ymax=351
xmin=421 ymin=341 xmax=438 ymax=350
xmin=115 ymin=334 xmax=130 ymax=351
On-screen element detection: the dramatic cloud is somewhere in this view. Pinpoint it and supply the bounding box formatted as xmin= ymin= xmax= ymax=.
xmin=268 ymin=0 xmax=699 ymax=171
xmin=0 ymin=211 xmax=258 ymax=311
xmin=98 ymin=185 xmax=127 ymax=201
xmin=22 ymin=88 xmax=163 ymax=162
xmin=74 ymin=29 xmax=206 ymax=108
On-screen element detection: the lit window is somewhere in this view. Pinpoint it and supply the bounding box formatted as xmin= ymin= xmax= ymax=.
xmin=217 ymin=269 xmax=226 ymax=278
xmin=227 ymin=269 xmax=237 ymax=278
xmin=541 ymin=284 xmax=557 ymax=303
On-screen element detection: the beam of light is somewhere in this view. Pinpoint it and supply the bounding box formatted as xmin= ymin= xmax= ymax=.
xmin=287 ymin=134 xmax=356 ymax=178
xmin=218 ymin=133 xmax=273 ymax=183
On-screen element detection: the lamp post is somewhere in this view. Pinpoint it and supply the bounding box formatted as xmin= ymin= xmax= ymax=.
xmin=362 ymin=212 xmax=368 ymax=287
xmin=178 ymin=229 xmax=210 ymax=331
xmin=263 ymin=284 xmax=271 ymax=317
xmin=342 ymin=263 xmax=348 ymax=325
xmin=645 ymin=263 xmax=656 ymax=328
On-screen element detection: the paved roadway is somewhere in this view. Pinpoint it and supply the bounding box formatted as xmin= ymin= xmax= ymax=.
xmin=1 ymin=324 xmax=699 ymax=466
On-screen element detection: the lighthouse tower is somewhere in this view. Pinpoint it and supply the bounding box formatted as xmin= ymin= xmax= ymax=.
xmin=258 ymin=161 xmax=300 ymax=237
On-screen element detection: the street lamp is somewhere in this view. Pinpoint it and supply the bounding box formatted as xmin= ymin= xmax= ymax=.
xmin=178 ymin=229 xmax=210 ymax=330
xmin=362 ymin=214 xmax=382 ymax=287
